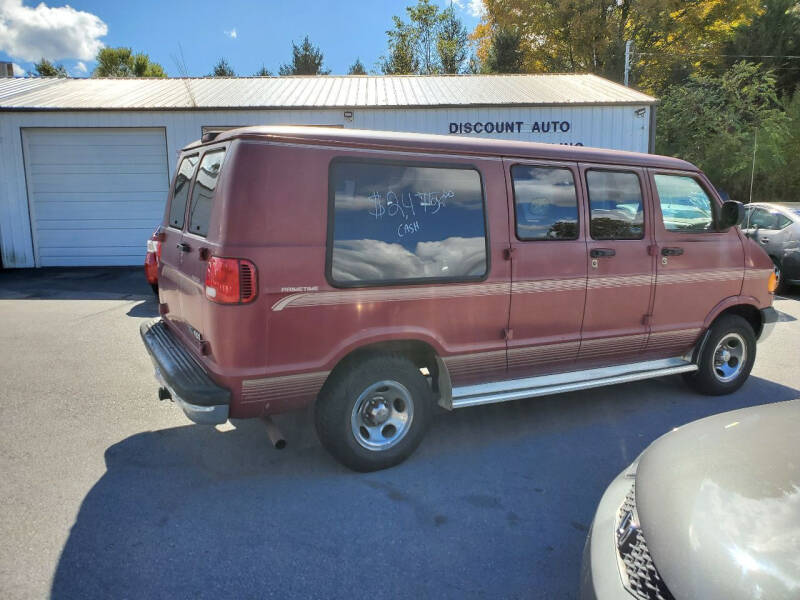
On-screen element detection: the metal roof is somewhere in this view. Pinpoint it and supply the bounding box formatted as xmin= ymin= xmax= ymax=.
xmin=0 ymin=74 xmax=656 ymax=111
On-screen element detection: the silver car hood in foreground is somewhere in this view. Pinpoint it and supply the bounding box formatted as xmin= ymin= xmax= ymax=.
xmin=636 ymin=400 xmax=800 ymax=600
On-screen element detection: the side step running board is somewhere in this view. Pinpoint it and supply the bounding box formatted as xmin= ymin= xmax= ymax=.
xmin=450 ymin=357 xmax=698 ymax=409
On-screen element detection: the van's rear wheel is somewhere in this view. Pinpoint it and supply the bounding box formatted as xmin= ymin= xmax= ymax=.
xmin=684 ymin=315 xmax=756 ymax=395
xmin=315 ymin=353 xmax=432 ymax=472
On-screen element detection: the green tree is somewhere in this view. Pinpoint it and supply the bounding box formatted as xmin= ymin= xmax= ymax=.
xmin=777 ymin=90 xmax=800 ymax=198
xmin=485 ymin=27 xmax=523 ymax=73
xmin=92 ymin=47 xmax=166 ymax=77
xmin=348 ymin=58 xmax=367 ymax=75
xmin=630 ymin=0 xmax=762 ymax=93
xmin=254 ymin=65 xmax=272 ymax=76
xmin=407 ymin=0 xmax=443 ymax=74
xmin=475 ymin=0 xmax=625 ymax=74
xmin=384 ymin=0 xmax=471 ymax=74
xmin=279 ymin=36 xmax=330 ymax=75
xmin=657 ymin=62 xmax=789 ymax=201
xmin=437 ymin=4 xmax=469 ymax=74
xmin=381 ymin=16 xmax=419 ymax=74
xmin=210 ymin=58 xmax=235 ymax=77
xmin=474 ymin=0 xmax=762 ymax=91
xmin=723 ymin=0 xmax=800 ymax=97
xmin=465 ymin=54 xmax=482 ymax=74
xmin=34 ymin=58 xmax=67 ymax=77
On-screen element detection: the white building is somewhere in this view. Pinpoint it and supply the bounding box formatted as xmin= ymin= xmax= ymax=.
xmin=0 ymin=74 xmax=656 ymax=268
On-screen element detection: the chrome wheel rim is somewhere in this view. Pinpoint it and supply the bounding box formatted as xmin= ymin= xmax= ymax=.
xmin=350 ymin=380 xmax=414 ymax=451
xmin=713 ymin=333 xmax=746 ymax=382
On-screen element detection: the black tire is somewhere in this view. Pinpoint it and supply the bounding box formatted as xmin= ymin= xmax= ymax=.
xmin=314 ymin=353 xmax=432 ymax=472
xmin=683 ymin=315 xmax=756 ymax=396
xmin=773 ymin=264 xmax=790 ymax=296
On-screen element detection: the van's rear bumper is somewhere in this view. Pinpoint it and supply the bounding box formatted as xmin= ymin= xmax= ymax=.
xmin=139 ymin=318 xmax=230 ymax=425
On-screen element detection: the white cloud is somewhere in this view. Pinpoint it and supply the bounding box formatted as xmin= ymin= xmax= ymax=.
xmin=0 ymin=0 xmax=107 ymax=62
xmin=11 ymin=62 xmax=25 ymax=76
xmin=468 ymin=0 xmax=485 ymax=18
xmin=332 ymin=237 xmax=486 ymax=282
xmin=450 ymin=0 xmax=485 ymax=18
xmin=73 ymin=60 xmax=87 ymax=74
xmin=224 ymin=28 xmax=237 ymax=39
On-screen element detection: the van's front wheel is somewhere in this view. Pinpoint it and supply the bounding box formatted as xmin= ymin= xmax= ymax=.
xmin=684 ymin=315 xmax=756 ymax=395
xmin=315 ymin=354 xmax=432 ymax=472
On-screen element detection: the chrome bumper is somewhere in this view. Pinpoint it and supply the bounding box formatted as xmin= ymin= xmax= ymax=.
xmin=140 ymin=318 xmax=230 ymax=425
xmin=154 ymin=367 xmax=229 ymax=425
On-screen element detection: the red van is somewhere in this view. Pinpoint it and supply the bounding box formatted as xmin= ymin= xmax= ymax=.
xmin=140 ymin=126 xmax=778 ymax=471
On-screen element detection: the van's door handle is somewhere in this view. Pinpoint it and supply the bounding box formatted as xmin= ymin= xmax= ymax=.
xmin=661 ymin=247 xmax=684 ymax=256
xmin=176 ymin=242 xmax=191 ymax=253
xmin=590 ymin=248 xmax=616 ymax=258
xmin=759 ymin=238 xmax=769 ymax=243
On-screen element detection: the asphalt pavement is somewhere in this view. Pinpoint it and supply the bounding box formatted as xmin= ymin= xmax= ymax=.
xmin=1 ymin=267 xmax=798 ymax=600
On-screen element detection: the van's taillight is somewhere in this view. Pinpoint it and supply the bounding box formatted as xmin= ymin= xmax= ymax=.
xmin=146 ymin=239 xmax=161 ymax=258
xmin=205 ymin=257 xmax=258 ymax=304
xmin=146 ymin=228 xmax=164 ymax=259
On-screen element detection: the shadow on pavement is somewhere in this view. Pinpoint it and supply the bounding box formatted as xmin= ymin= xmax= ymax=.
xmin=51 ymin=375 xmax=799 ymax=600
xmin=126 ymin=298 xmax=159 ymax=319
xmin=0 ymin=267 xmax=152 ymax=300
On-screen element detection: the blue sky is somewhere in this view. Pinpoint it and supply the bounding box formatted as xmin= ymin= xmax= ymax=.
xmin=0 ymin=0 xmax=484 ymax=77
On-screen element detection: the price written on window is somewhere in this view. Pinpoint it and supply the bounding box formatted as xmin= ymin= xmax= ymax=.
xmin=368 ymin=190 xmax=454 ymax=238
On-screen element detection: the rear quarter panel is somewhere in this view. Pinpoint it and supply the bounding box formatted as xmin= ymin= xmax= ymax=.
xmin=213 ymin=141 xmax=511 ymax=415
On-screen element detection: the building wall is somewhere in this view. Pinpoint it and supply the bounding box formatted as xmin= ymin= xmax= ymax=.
xmin=0 ymin=104 xmax=651 ymax=268
xmin=355 ymin=105 xmax=651 ymax=151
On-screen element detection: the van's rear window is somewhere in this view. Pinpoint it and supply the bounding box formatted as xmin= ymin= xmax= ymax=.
xmin=329 ymin=160 xmax=488 ymax=286
xmin=168 ymin=155 xmax=199 ymax=229
xmin=188 ymin=149 xmax=225 ymax=237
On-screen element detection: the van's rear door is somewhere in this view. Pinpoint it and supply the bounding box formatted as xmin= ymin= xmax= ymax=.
xmin=159 ymin=147 xmax=226 ymax=352
xmin=171 ymin=147 xmax=227 ymax=348
xmin=159 ymin=153 xmax=199 ymax=336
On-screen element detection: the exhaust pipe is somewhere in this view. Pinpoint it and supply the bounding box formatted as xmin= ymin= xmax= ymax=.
xmin=262 ymin=416 xmax=286 ymax=449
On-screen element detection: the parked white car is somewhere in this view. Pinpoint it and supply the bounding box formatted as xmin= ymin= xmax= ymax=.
xmin=581 ymin=400 xmax=800 ymax=600
xmin=741 ymin=202 xmax=800 ymax=293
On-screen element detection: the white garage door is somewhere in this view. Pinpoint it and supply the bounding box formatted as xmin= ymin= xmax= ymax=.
xmin=22 ymin=127 xmax=169 ymax=266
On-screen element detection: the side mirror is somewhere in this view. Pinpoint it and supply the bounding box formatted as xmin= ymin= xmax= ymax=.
xmin=719 ymin=200 xmax=745 ymax=230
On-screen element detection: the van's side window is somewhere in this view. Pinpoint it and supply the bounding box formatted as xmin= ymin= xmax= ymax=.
xmin=329 ymin=160 xmax=488 ymax=285
xmin=512 ymin=165 xmax=578 ymax=240
xmin=188 ymin=149 xmax=225 ymax=237
xmin=586 ymin=170 xmax=645 ymax=240
xmin=654 ymin=174 xmax=714 ymax=232
xmin=167 ymin=155 xmax=199 ymax=229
